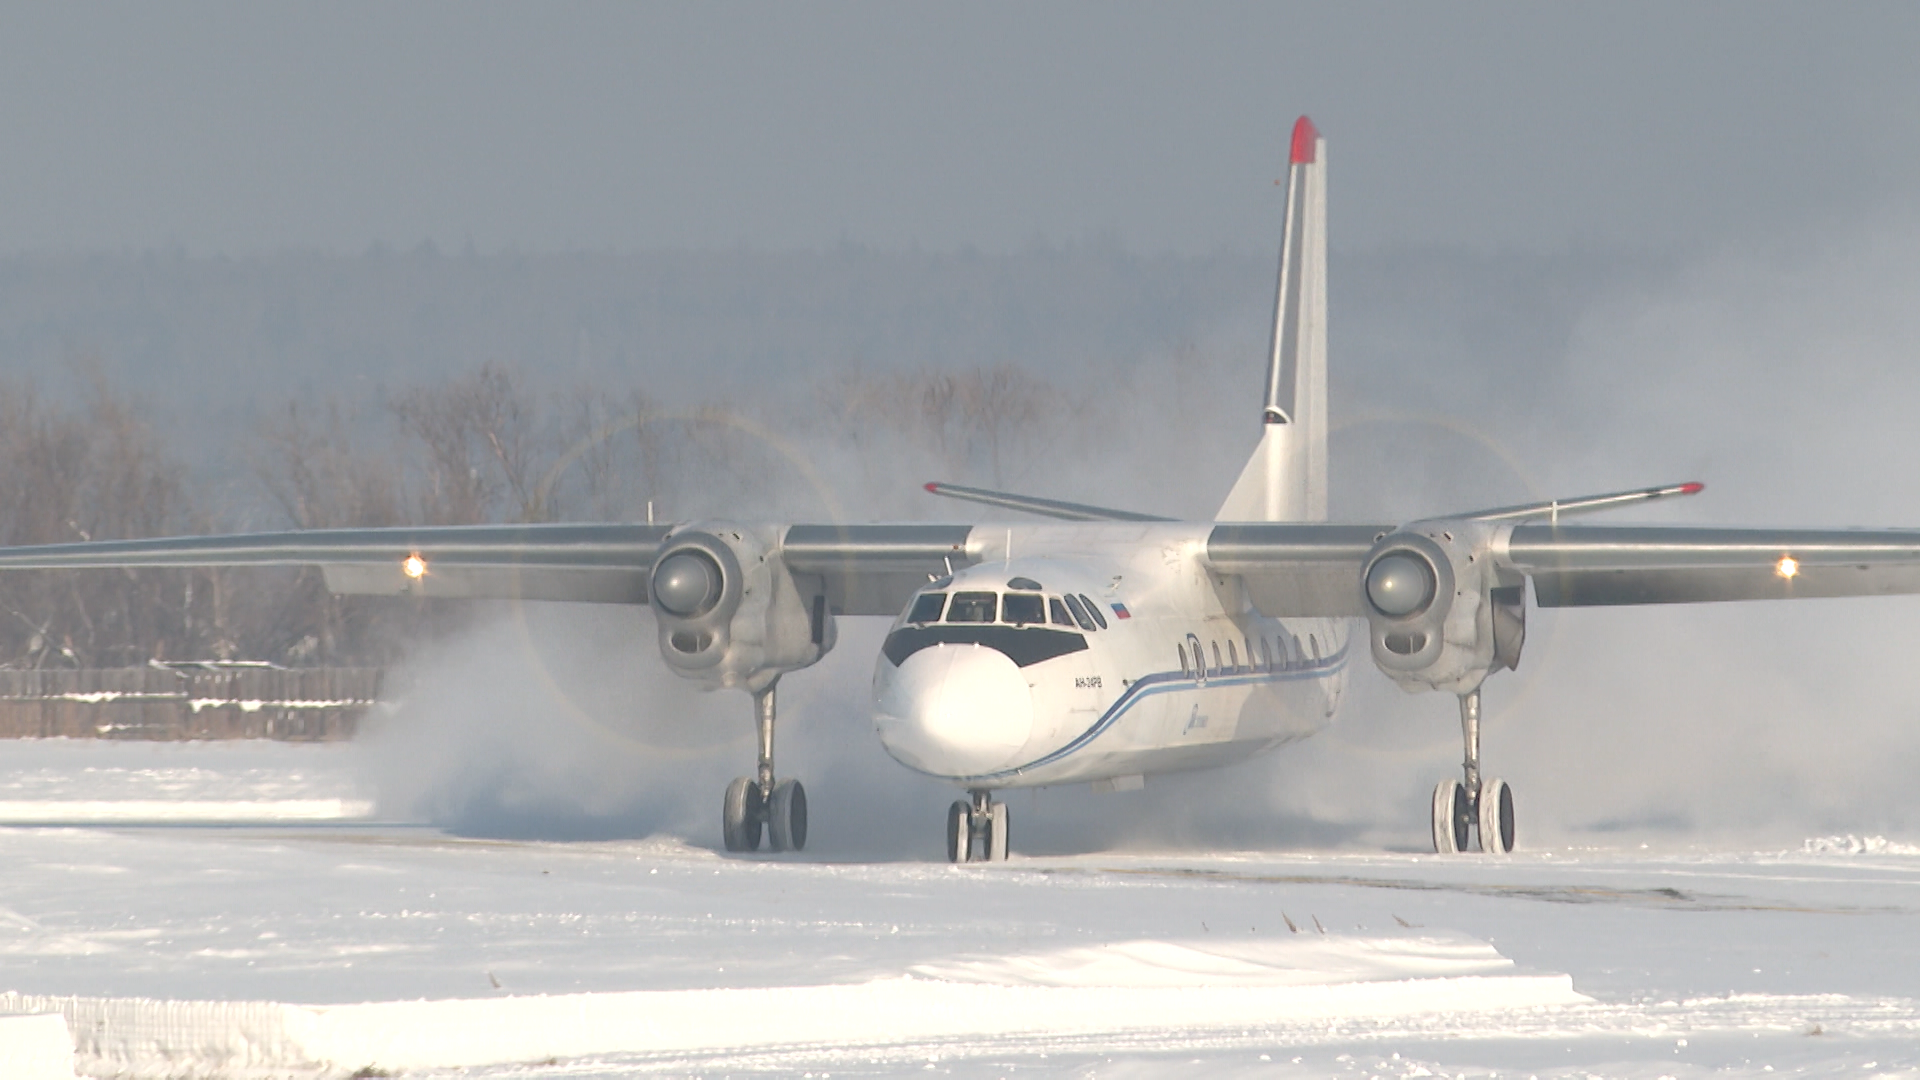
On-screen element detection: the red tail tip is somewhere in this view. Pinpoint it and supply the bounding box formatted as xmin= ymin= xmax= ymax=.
xmin=1679 ymin=482 xmax=1705 ymax=495
xmin=1290 ymin=116 xmax=1319 ymax=165
xmin=924 ymin=482 xmax=939 ymax=493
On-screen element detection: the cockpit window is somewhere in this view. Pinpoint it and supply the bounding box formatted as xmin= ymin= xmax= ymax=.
xmin=1049 ymin=597 xmax=1075 ymax=627
xmin=1078 ymin=594 xmax=1108 ymax=630
xmin=946 ymin=591 xmax=998 ymax=623
xmin=1002 ymin=593 xmax=1045 ymax=625
xmin=1007 ymin=576 xmax=1043 ymax=591
xmin=1062 ymin=593 xmax=1097 ymax=631
xmin=907 ymin=592 xmax=946 ymax=624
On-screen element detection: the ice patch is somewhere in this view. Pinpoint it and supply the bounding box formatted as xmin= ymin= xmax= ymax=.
xmin=1802 ymin=834 xmax=1920 ymax=856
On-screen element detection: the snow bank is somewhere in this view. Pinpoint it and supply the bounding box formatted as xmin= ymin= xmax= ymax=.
xmin=0 ymin=1013 xmax=76 ymax=1080
xmin=911 ymin=933 xmax=1515 ymax=988
xmin=1802 ymin=834 xmax=1920 ymax=856
xmin=0 ymin=939 xmax=1586 ymax=1078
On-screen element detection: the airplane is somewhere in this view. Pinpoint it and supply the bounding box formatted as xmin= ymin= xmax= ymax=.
xmin=5 ymin=116 xmax=1920 ymax=862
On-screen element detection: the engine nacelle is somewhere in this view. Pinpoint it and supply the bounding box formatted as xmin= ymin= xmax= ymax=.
xmin=649 ymin=522 xmax=837 ymax=694
xmin=1360 ymin=521 xmax=1525 ymax=696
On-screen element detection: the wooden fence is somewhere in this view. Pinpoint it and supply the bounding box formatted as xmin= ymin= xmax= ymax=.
xmin=0 ymin=667 xmax=382 ymax=741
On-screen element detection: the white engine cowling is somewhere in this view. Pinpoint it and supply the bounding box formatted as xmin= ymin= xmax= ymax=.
xmin=1360 ymin=520 xmax=1524 ymax=696
xmin=648 ymin=522 xmax=837 ymax=694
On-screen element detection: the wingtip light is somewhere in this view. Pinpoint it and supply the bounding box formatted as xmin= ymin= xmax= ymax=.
xmin=924 ymin=482 xmax=940 ymax=494
xmin=1679 ymin=482 xmax=1705 ymax=495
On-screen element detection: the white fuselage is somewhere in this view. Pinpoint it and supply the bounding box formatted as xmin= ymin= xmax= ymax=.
xmin=872 ymin=524 xmax=1351 ymax=789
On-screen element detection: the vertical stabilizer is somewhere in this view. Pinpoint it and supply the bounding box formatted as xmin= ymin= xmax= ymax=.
xmin=1218 ymin=116 xmax=1328 ymax=523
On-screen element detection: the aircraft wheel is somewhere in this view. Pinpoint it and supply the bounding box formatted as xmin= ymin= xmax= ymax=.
xmin=1431 ymin=779 xmax=1470 ymax=855
xmin=768 ymin=778 xmax=808 ymax=853
xmin=946 ymin=800 xmax=972 ymax=863
xmin=1477 ymin=778 xmax=1515 ymax=854
xmin=723 ymin=776 xmax=763 ymax=853
xmin=985 ymin=801 xmax=1010 ymax=862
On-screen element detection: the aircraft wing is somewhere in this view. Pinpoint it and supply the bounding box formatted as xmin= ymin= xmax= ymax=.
xmin=1205 ymin=524 xmax=1392 ymax=616
xmin=0 ymin=522 xmax=977 ymax=615
xmin=1204 ymin=522 xmax=1920 ymax=615
xmin=1507 ymin=525 xmax=1920 ymax=606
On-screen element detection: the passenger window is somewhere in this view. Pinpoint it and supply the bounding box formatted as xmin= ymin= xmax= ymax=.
xmin=907 ymin=592 xmax=946 ymax=624
xmin=946 ymin=591 xmax=997 ymax=623
xmin=1227 ymin=641 xmax=1239 ymax=672
xmin=1078 ymin=594 xmax=1108 ymax=630
xmin=1002 ymin=593 xmax=1045 ymax=626
xmin=1177 ymin=643 xmax=1190 ymax=677
xmin=1063 ymin=594 xmax=1097 ymax=631
xmin=1049 ymin=598 xmax=1075 ymax=627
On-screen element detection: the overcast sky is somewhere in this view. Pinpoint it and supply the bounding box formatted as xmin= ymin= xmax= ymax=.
xmin=0 ymin=2 xmax=1915 ymax=257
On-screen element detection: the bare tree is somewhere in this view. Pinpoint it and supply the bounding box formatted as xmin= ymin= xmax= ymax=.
xmin=827 ymin=363 xmax=1062 ymax=485
xmin=392 ymin=363 xmax=550 ymax=524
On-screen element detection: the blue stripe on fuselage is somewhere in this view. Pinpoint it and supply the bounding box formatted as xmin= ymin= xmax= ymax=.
xmin=925 ymin=641 xmax=1351 ymax=785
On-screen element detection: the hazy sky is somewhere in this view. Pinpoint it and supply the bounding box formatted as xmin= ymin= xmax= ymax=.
xmin=2 ymin=2 xmax=1915 ymax=257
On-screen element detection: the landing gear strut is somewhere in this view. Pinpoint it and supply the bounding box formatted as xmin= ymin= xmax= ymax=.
xmin=947 ymin=788 xmax=1009 ymax=863
xmin=1431 ymin=687 xmax=1515 ymax=854
xmin=722 ymin=682 xmax=807 ymax=853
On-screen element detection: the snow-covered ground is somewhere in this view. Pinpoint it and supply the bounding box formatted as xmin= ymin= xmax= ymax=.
xmin=0 ymin=740 xmax=1918 ymax=1078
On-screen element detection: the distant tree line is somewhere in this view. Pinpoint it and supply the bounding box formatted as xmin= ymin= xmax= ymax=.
xmin=0 ymin=360 xmax=1080 ymax=669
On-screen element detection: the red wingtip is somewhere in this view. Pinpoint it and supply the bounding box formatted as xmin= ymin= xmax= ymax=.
xmin=1679 ymin=482 xmax=1705 ymax=495
xmin=924 ymin=482 xmax=939 ymax=493
xmin=1290 ymin=116 xmax=1319 ymax=165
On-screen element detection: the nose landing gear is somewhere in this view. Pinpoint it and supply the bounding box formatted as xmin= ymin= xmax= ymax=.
xmin=1430 ymin=687 xmax=1516 ymax=854
xmin=947 ymin=789 xmax=1009 ymax=863
xmin=722 ymin=683 xmax=808 ymax=853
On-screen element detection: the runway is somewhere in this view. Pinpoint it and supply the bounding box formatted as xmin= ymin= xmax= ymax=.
xmin=0 ymin=740 xmax=1916 ymax=1077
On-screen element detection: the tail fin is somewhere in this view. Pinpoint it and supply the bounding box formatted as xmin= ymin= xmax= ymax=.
xmin=1217 ymin=116 xmax=1328 ymax=523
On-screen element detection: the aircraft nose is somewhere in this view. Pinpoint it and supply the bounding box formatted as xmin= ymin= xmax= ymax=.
xmin=874 ymin=644 xmax=1034 ymax=778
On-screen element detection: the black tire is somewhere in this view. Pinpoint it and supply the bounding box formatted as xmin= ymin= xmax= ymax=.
xmin=946 ymin=800 xmax=972 ymax=864
xmin=1431 ymin=779 xmax=1470 ymax=854
xmin=723 ymin=776 xmax=763 ymax=853
xmin=1478 ymin=778 xmax=1515 ymax=854
xmin=768 ymin=778 xmax=808 ymax=853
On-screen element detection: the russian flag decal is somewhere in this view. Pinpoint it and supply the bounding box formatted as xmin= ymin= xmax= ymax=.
xmin=1110 ymin=602 xmax=1131 ymax=619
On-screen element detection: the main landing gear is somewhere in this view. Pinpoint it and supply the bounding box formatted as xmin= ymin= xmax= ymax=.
xmin=723 ymin=683 xmax=808 ymax=853
xmin=1431 ymin=687 xmax=1516 ymax=855
xmin=947 ymin=789 xmax=1009 ymax=863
